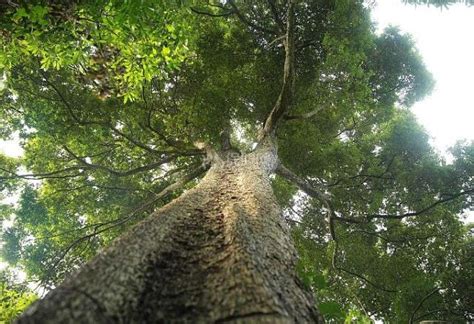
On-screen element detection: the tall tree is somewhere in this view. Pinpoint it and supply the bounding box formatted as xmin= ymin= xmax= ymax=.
xmin=0 ymin=0 xmax=472 ymax=322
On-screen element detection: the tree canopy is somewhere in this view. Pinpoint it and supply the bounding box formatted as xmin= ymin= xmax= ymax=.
xmin=0 ymin=0 xmax=472 ymax=322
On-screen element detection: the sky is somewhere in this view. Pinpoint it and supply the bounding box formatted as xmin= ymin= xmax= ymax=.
xmin=371 ymin=1 xmax=474 ymax=223
xmin=371 ymin=0 xmax=474 ymax=155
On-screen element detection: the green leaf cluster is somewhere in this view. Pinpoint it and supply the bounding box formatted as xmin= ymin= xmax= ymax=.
xmin=0 ymin=270 xmax=37 ymax=323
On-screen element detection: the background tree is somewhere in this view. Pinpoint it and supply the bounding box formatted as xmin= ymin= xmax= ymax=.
xmin=0 ymin=0 xmax=472 ymax=322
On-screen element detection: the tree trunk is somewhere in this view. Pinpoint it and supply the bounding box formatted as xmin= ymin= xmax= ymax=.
xmin=17 ymin=143 xmax=322 ymax=323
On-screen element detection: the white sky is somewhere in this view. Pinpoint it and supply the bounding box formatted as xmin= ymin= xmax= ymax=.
xmin=0 ymin=136 xmax=23 ymax=158
xmin=370 ymin=1 xmax=473 ymax=223
xmin=371 ymin=0 xmax=474 ymax=153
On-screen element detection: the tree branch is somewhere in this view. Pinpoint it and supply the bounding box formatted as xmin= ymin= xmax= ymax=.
xmin=332 ymin=215 xmax=365 ymax=224
xmin=108 ymin=125 xmax=162 ymax=155
xmin=140 ymin=84 xmax=195 ymax=152
xmin=276 ymin=163 xmax=337 ymax=239
xmin=0 ymin=166 xmax=84 ymax=181
xmin=276 ymin=164 xmax=329 ymax=202
xmin=39 ymin=69 xmax=99 ymax=126
xmin=349 ymin=228 xmax=440 ymax=244
xmin=266 ymin=0 xmax=285 ymax=31
xmin=62 ymin=146 xmax=183 ymax=178
xmin=327 ymin=155 xmax=396 ymax=188
xmin=331 ymin=240 xmax=398 ymax=293
xmin=331 ymin=188 xmax=473 ymax=225
xmin=190 ymin=7 xmax=234 ymax=17
xmin=42 ymin=70 xmax=190 ymax=157
xmin=413 ymin=309 xmax=446 ymax=322
xmin=39 ymin=163 xmax=209 ymax=285
xmin=367 ymin=188 xmax=473 ymax=220
xmin=227 ymin=0 xmax=277 ymax=35
xmin=261 ymin=0 xmax=296 ymax=137
xmin=409 ymin=288 xmax=441 ymax=324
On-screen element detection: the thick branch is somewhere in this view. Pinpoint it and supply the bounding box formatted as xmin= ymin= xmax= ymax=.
xmin=276 ymin=164 xmax=329 ymax=202
xmin=108 ymin=126 xmax=162 ymax=155
xmin=283 ymin=106 xmax=325 ymax=121
xmin=276 ymin=163 xmax=337 ymax=239
xmin=152 ymin=163 xmax=209 ymax=201
xmin=190 ymin=7 xmax=234 ymax=17
xmin=261 ymin=0 xmax=296 ymax=137
xmin=220 ymin=123 xmax=234 ymax=151
xmin=331 ymin=215 xmax=364 ymax=224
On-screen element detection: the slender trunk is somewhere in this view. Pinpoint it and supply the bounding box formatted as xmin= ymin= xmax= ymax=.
xmin=18 ymin=144 xmax=322 ymax=323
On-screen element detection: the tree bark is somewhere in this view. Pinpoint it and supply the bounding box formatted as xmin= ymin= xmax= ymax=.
xmin=17 ymin=142 xmax=322 ymax=323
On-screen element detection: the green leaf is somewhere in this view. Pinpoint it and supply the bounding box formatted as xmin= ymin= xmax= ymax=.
xmin=319 ymin=302 xmax=344 ymax=319
xmin=161 ymin=46 xmax=171 ymax=58
xmin=13 ymin=8 xmax=29 ymax=21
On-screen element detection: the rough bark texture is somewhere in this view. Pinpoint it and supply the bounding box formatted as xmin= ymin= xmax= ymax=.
xmin=17 ymin=143 xmax=322 ymax=323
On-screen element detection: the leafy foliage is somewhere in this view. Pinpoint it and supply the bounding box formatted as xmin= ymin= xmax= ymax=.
xmin=0 ymin=0 xmax=472 ymax=321
xmin=1 ymin=1 xmax=194 ymax=102
xmin=0 ymin=270 xmax=37 ymax=323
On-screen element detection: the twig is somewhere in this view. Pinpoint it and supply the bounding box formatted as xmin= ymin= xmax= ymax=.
xmin=331 ymin=240 xmax=398 ymax=293
xmin=368 ymin=188 xmax=473 ymax=220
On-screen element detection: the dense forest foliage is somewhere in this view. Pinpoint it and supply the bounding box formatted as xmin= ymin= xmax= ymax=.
xmin=0 ymin=0 xmax=472 ymax=322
